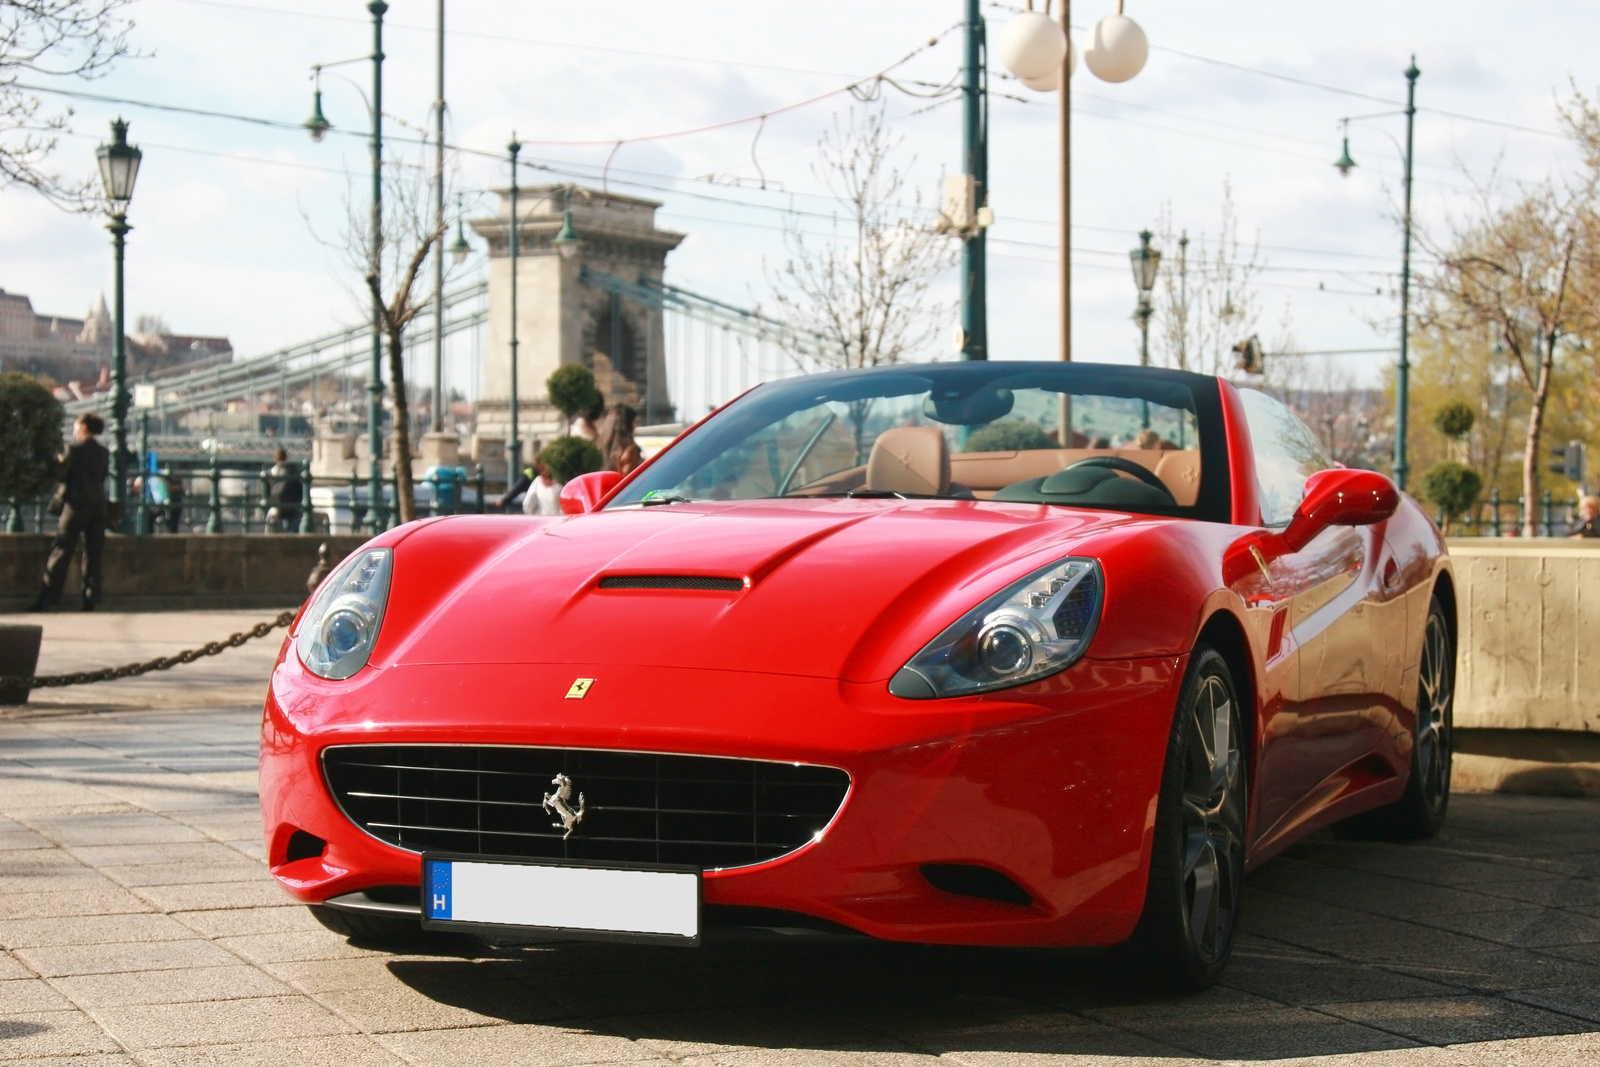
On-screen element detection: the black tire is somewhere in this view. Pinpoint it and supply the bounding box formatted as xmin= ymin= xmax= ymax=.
xmin=308 ymin=904 xmax=429 ymax=946
xmin=1124 ymin=646 xmax=1248 ymax=992
xmin=1333 ymin=596 xmax=1453 ymax=840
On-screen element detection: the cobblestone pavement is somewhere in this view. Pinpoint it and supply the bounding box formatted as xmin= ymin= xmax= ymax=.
xmin=1 ymin=613 xmax=1598 ymax=1065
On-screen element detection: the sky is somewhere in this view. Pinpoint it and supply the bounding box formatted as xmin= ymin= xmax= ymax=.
xmin=1 ymin=0 xmax=1596 ymax=396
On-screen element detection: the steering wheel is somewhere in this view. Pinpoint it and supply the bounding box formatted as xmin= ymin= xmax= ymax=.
xmin=1060 ymin=456 xmax=1176 ymax=502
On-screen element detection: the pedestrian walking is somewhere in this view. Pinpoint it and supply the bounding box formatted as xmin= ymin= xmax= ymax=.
xmin=33 ymin=413 xmax=110 ymax=612
xmin=1570 ymin=495 xmax=1600 ymax=539
xmin=265 ymin=448 xmax=303 ymax=532
xmin=521 ymin=457 xmax=564 ymax=516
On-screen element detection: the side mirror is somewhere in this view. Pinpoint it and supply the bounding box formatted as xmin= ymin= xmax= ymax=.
xmin=559 ymin=470 xmax=622 ymax=515
xmin=1281 ymin=468 xmax=1399 ymax=551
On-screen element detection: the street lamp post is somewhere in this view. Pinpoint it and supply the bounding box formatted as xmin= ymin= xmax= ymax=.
xmin=1130 ymin=228 xmax=1161 ymax=426
xmin=507 ymin=137 xmax=521 ymax=488
xmin=1334 ymin=58 xmax=1420 ymax=491
xmin=998 ymin=2 xmax=1148 ymax=365
xmin=305 ymin=3 xmax=388 ymax=531
xmin=959 ymin=0 xmax=988 ymax=361
xmin=96 ymin=118 xmax=141 ymax=535
xmin=429 ymin=0 xmax=446 ymax=435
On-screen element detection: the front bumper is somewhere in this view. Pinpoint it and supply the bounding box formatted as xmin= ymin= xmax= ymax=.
xmin=260 ymin=651 xmax=1184 ymax=947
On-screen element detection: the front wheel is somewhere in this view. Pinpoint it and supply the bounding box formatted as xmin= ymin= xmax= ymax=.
xmin=1124 ymin=646 xmax=1248 ymax=992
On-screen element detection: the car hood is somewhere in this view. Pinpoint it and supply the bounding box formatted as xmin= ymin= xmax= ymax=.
xmin=380 ymin=499 xmax=1152 ymax=683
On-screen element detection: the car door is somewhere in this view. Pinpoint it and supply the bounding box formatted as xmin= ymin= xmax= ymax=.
xmin=1236 ymin=390 xmax=1387 ymax=842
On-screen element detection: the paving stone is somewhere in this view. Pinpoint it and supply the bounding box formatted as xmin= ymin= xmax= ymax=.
xmin=0 ymin=912 xmax=195 ymax=949
xmin=171 ymin=905 xmax=321 ymax=940
xmin=377 ymin=1023 xmax=652 ymax=1066
xmin=318 ymin=979 xmax=569 ymax=1032
xmin=1379 ymin=947 xmax=1600 ymax=992
xmin=0 ymin=954 xmax=28 ymax=980
xmin=66 ymin=842 xmax=258 ymax=868
xmin=133 ymin=1035 xmax=407 ymax=1067
xmin=51 ymin=965 xmax=294 ymax=1008
xmin=16 ymin=937 xmax=242 ymax=978
xmin=0 ymin=977 xmax=76 ymax=1014
xmin=87 ymin=994 xmax=355 ymax=1050
xmin=0 ymin=1010 xmax=123 ymax=1057
xmin=1410 ymin=906 xmax=1600 ymax=948
xmin=0 ymin=889 xmax=153 ymax=921
xmin=1315 ymin=995 xmax=1592 ymax=1046
xmin=214 ymin=929 xmax=396 ymax=966
xmin=132 ymin=879 xmax=292 ymax=913
xmin=99 ymin=860 xmax=266 ymax=888
xmin=1501 ymin=983 xmax=1600 ymax=1025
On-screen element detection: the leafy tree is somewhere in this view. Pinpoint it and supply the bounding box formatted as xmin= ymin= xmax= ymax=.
xmin=547 ymin=364 xmax=600 ymax=425
xmin=539 ymin=435 xmax=603 ymax=484
xmin=1433 ymin=401 xmax=1476 ymax=441
xmin=963 ymin=419 xmax=1055 ymax=453
xmin=0 ymin=372 xmax=64 ymax=502
xmin=1420 ymin=461 xmax=1483 ymax=535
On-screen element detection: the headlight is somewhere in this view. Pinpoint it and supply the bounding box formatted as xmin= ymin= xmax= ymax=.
xmin=889 ymin=558 xmax=1103 ymax=699
xmin=296 ymin=547 xmax=393 ymax=680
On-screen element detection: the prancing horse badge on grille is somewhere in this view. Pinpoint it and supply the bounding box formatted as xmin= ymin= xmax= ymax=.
xmin=542 ymin=774 xmax=586 ymax=838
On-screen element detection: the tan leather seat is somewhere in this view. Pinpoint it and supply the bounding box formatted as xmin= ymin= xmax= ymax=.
xmin=867 ymin=427 xmax=950 ymax=496
xmin=1153 ymin=450 xmax=1202 ymax=506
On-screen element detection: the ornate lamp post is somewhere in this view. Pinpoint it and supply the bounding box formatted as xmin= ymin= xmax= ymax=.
xmin=506 ymin=136 xmax=521 ymax=487
xmin=1130 ymin=229 xmax=1161 ymax=427
xmin=96 ymin=118 xmax=142 ymax=534
xmin=1334 ymin=59 xmax=1420 ymax=491
xmin=305 ymin=1 xmax=388 ymax=530
xmin=998 ymin=1 xmax=1148 ymax=364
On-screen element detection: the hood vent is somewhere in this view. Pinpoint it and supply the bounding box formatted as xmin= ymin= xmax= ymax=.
xmin=599 ymin=575 xmax=744 ymax=591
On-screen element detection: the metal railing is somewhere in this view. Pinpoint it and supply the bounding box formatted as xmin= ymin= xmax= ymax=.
xmin=1441 ymin=489 xmax=1586 ymax=538
xmin=3 ymin=460 xmax=495 ymax=537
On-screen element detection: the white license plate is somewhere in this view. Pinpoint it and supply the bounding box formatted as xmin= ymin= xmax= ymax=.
xmin=420 ymin=855 xmax=700 ymax=944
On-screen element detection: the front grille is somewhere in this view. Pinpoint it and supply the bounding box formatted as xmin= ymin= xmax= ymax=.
xmin=322 ymin=745 xmax=850 ymax=871
xmin=599 ymin=575 xmax=744 ymax=591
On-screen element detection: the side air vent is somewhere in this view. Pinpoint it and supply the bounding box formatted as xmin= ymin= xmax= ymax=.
xmin=599 ymin=575 xmax=744 ymax=591
xmin=922 ymin=863 xmax=1033 ymax=907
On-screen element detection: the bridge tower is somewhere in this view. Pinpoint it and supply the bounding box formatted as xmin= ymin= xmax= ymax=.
xmin=470 ymin=185 xmax=683 ymax=474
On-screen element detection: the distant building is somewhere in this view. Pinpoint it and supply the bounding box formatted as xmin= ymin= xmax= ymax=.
xmin=0 ymin=287 xmax=230 ymax=396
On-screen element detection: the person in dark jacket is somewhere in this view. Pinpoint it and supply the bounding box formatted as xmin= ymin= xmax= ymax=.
xmin=34 ymin=413 xmax=111 ymax=611
xmin=265 ymin=447 xmax=304 ymax=532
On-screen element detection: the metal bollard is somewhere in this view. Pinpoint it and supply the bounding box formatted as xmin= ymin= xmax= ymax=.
xmin=206 ymin=456 xmax=223 ymax=534
xmin=1490 ymin=488 xmax=1501 ymax=538
xmin=1541 ymin=489 xmax=1553 ymax=538
xmin=299 ymin=461 xmax=315 ymax=534
xmin=423 ymin=472 xmax=437 ymax=519
xmin=475 ymin=467 xmax=486 ymax=514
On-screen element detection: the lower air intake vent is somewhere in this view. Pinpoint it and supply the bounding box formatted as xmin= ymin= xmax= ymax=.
xmin=599 ymin=575 xmax=744 ymax=591
xmin=323 ymin=745 xmax=849 ymax=871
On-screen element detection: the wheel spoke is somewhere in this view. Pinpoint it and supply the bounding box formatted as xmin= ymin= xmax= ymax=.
xmin=1188 ymin=845 xmax=1219 ymax=955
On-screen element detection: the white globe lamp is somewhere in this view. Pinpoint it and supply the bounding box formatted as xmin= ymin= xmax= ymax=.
xmin=997 ymin=11 xmax=1066 ymax=82
xmin=1083 ymin=13 xmax=1148 ymax=83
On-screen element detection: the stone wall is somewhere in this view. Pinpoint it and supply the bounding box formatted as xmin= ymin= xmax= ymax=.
xmin=1448 ymin=539 xmax=1600 ymax=733
xmin=0 ymin=534 xmax=370 ymax=611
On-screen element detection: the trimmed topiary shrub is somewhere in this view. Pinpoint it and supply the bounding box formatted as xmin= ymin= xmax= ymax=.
xmin=547 ymin=364 xmax=600 ymax=424
xmin=962 ymin=419 xmax=1055 ymax=453
xmin=1420 ymin=460 xmax=1483 ymax=534
xmin=1433 ymin=401 xmax=1476 ymax=441
xmin=539 ymin=435 xmax=604 ymax=484
xmin=0 ymin=372 xmax=64 ymax=504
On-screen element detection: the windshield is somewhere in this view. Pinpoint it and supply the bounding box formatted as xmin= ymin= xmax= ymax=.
xmin=610 ymin=362 xmax=1232 ymax=521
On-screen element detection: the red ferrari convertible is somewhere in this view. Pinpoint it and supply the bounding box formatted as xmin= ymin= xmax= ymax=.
xmin=260 ymin=362 xmax=1454 ymax=989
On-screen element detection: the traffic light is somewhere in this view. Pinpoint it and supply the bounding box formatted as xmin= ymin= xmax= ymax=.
xmin=1548 ymin=440 xmax=1586 ymax=484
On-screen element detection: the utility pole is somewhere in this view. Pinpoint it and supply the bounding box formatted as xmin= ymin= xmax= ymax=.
xmin=507 ymin=137 xmax=522 ymax=487
xmin=430 ymin=0 xmax=446 ymax=433
xmin=960 ymin=0 xmax=988 ymax=361
xmin=366 ymin=0 xmax=387 ymax=530
xmin=1394 ymin=58 xmax=1419 ymax=492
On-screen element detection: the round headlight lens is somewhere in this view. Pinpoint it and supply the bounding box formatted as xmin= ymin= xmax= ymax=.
xmin=321 ymin=599 xmax=374 ymax=659
xmin=977 ymin=622 xmax=1032 ymax=677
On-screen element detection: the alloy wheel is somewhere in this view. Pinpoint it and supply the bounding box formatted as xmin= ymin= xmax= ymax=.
xmin=1180 ymin=672 xmax=1245 ymax=964
xmin=1415 ymin=610 xmax=1453 ymax=813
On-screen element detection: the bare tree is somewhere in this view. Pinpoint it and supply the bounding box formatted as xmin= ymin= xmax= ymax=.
xmin=1 ymin=1 xmax=134 ymax=205
xmin=323 ymin=156 xmax=447 ymax=524
xmin=767 ymin=104 xmax=956 ymax=372
xmin=1420 ymin=166 xmax=1595 ymax=536
xmin=1151 ymin=182 xmax=1265 ymax=375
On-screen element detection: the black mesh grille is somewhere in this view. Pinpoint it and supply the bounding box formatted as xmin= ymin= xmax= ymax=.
xmin=599 ymin=575 xmax=744 ymax=591
xmin=322 ymin=745 xmax=849 ymax=870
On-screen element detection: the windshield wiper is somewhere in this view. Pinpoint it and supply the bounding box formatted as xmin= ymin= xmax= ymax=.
xmin=639 ymin=491 xmax=694 ymax=506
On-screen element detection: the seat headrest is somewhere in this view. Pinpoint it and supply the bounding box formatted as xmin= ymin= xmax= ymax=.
xmin=866 ymin=427 xmax=950 ymax=496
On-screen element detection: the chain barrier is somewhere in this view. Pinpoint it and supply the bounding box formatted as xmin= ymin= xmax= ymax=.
xmin=1 ymin=610 xmax=297 ymax=690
